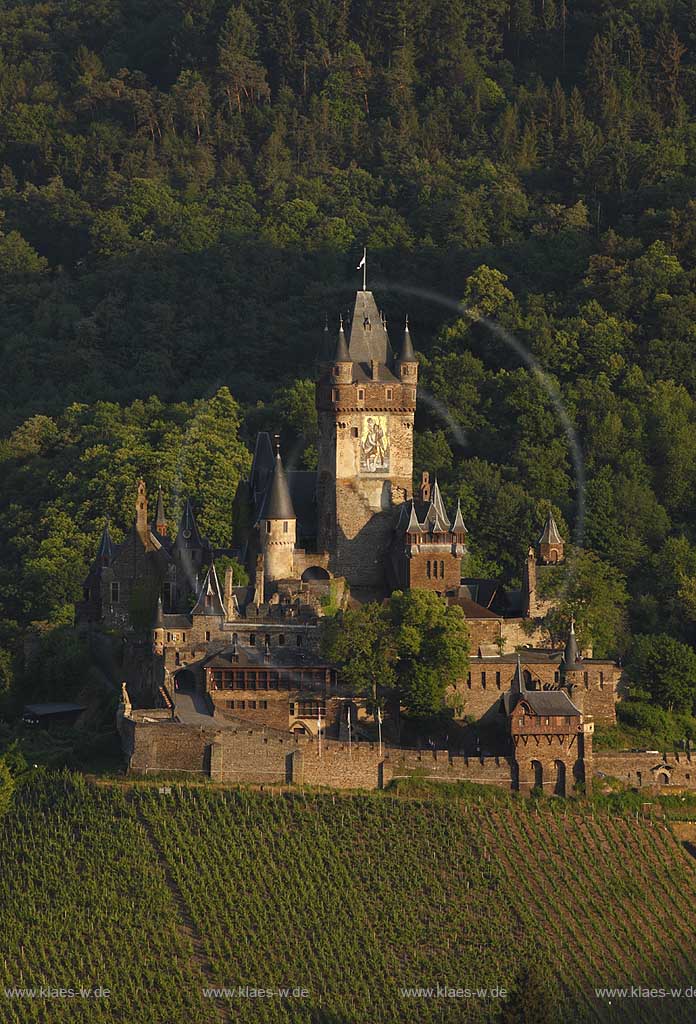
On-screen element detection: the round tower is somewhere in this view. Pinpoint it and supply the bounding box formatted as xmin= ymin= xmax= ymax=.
xmin=261 ymin=441 xmax=297 ymax=585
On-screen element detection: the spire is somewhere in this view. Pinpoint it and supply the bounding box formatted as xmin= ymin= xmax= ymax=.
xmin=406 ymin=500 xmax=423 ymax=533
xmin=154 ymin=593 xmax=164 ymax=628
xmin=334 ymin=316 xmax=351 ymax=362
xmin=451 ymin=499 xmax=468 ymax=535
xmin=154 ymin=485 xmax=167 ymax=536
xmin=539 ymin=511 xmax=563 ymax=546
xmin=399 ymin=314 xmax=417 ymax=363
xmin=347 ymin=289 xmax=392 ymax=366
xmin=191 ymin=563 xmax=227 ymax=618
xmin=95 ymin=520 xmax=114 ymax=565
xmin=511 ymin=653 xmax=526 ymax=695
xmin=262 ymin=445 xmax=296 ymax=521
xmin=424 ymin=478 xmax=450 ymax=532
xmin=177 ymin=498 xmax=203 ymax=548
xmin=563 ymin=617 xmax=580 ymax=670
xmin=135 ymin=479 xmax=149 ymax=546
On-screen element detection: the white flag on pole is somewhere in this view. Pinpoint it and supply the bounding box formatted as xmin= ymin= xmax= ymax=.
xmin=357 ymin=253 xmax=366 ymax=269
xmin=377 ymin=707 xmax=382 ymax=725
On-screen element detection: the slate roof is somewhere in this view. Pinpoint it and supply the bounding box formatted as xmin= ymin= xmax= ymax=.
xmin=398 ymin=319 xmax=416 ymax=363
xmin=176 ymin=499 xmax=205 ymax=549
xmin=347 ymin=290 xmax=393 ymax=367
xmin=334 ymin=320 xmax=350 ymax=362
xmin=204 ymin=643 xmax=330 ymax=670
xmin=539 ymin=511 xmax=563 ymax=546
xmin=518 ymin=690 xmax=581 ymax=717
xmin=191 ymin=564 xmax=226 ymax=618
xmin=261 ymin=452 xmax=296 ymax=520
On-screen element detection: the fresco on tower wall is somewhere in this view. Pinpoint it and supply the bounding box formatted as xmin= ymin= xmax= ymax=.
xmin=360 ymin=415 xmax=390 ymax=474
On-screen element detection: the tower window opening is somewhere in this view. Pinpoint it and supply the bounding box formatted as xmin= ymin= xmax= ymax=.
xmin=426 ymin=560 xmax=431 ymax=578
xmin=358 ymin=389 xmax=365 ymax=401
xmin=283 ymin=521 xmax=288 ymax=533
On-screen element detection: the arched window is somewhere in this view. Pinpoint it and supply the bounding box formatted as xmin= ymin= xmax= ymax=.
xmin=433 ymin=560 xmax=438 ymax=579
xmin=440 ymin=560 xmax=444 ymax=578
xmin=426 ymin=561 xmax=431 ymax=578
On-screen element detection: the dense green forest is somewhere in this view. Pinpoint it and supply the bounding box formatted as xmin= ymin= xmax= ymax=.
xmin=3 ymin=0 xmax=696 ymax=717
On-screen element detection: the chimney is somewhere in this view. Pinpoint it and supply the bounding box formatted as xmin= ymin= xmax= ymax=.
xmin=254 ymin=553 xmax=265 ymax=606
xmin=420 ymin=471 xmax=431 ymax=503
xmin=224 ymin=567 xmax=235 ymax=617
xmin=370 ymin=359 xmax=379 ymax=379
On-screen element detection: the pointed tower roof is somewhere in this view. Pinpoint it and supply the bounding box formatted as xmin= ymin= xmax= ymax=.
xmin=451 ymin=499 xmax=468 ymax=534
xmin=511 ymin=654 xmax=526 ymax=695
xmin=191 ymin=564 xmax=226 ymax=618
xmin=539 ymin=511 xmax=563 ymax=546
xmin=154 ymin=485 xmax=167 ymax=534
xmin=154 ymin=593 xmax=164 ymax=628
xmin=262 ymin=446 xmax=296 ymax=521
xmin=95 ymin=520 xmax=114 ymax=565
xmin=425 ymin=479 xmax=451 ymax=532
xmin=562 ymin=617 xmax=580 ymax=669
xmin=406 ymin=500 xmax=424 ymax=533
xmin=177 ymin=498 xmax=204 ymax=548
xmin=347 ymin=290 xmax=392 ymax=366
xmin=399 ymin=315 xmax=416 ymax=363
xmin=334 ymin=317 xmax=351 ymax=362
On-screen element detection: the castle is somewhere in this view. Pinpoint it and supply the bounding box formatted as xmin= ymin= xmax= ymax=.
xmin=78 ymin=280 xmax=626 ymax=795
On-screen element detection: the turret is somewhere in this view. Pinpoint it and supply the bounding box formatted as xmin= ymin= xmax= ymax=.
xmin=538 ymin=511 xmax=564 ymax=564
xmin=154 ymin=485 xmax=168 ymax=537
xmin=562 ymin=617 xmax=581 ymax=672
xmin=135 ymin=479 xmax=150 ymax=548
xmin=397 ymin=315 xmax=418 ymax=383
xmin=152 ymin=594 xmax=164 ymax=655
xmin=331 ymin=317 xmax=353 ymax=385
xmin=95 ymin=521 xmax=114 ymax=567
xmin=260 ymin=441 xmax=296 ymax=585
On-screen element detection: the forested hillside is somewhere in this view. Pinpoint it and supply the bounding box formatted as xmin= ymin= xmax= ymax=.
xmin=3 ymin=1 xmax=696 ymax=718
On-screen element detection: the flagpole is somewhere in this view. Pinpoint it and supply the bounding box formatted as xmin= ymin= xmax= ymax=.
xmin=362 ymin=247 xmax=367 ymax=291
xmin=317 ymin=707 xmax=322 ymax=759
xmin=347 ymin=705 xmax=352 ymax=757
xmin=377 ymin=706 xmax=382 ymax=760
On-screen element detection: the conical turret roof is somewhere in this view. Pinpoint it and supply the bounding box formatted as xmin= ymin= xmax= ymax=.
xmin=539 ymin=511 xmax=563 ymax=546
xmin=562 ymin=617 xmax=580 ymax=669
xmin=399 ymin=316 xmax=416 ymax=363
xmin=95 ymin=521 xmax=114 ymax=564
xmin=334 ymin=319 xmax=351 ymax=362
xmin=177 ymin=498 xmax=204 ymax=548
xmin=451 ymin=499 xmax=468 ymax=534
xmin=191 ymin=564 xmax=226 ymax=618
xmin=262 ymin=449 xmax=296 ymax=520
xmin=154 ymin=593 xmax=164 ymax=628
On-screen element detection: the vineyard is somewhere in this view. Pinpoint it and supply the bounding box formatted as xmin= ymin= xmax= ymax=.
xmin=1 ymin=775 xmax=696 ymax=1022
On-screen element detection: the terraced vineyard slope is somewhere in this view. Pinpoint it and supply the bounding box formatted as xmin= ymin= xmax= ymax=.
xmin=1 ymin=775 xmax=695 ymax=1023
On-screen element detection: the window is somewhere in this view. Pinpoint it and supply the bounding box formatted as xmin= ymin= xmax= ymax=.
xmin=599 ymin=671 xmax=604 ymax=688
xmin=352 ymin=427 xmax=359 ymax=438
xmin=265 ymin=634 xmax=271 ymax=647
xmin=331 ymin=388 xmax=338 ymax=401
xmin=247 ymin=675 xmax=256 ymax=690
xmin=182 ymin=633 xmax=186 ymax=643
xmin=248 ymin=700 xmax=257 ymax=710
xmin=358 ymin=389 xmax=365 ymax=401
xmin=269 ymin=674 xmax=279 ymax=690
xmin=297 ymin=635 xmax=303 ymax=647
xmin=554 ymin=671 xmax=560 ymax=684
xmin=426 ymin=560 xmax=431 ymax=578
xmin=283 ymin=521 xmax=288 ymax=533
xmin=289 ymin=702 xmax=295 ymax=716
xmin=386 ymin=388 xmax=393 ymax=400
xmin=175 ymin=652 xmax=180 ymax=666
xmin=238 ymin=700 xmax=246 ymax=710
xmin=258 ymin=672 xmax=268 ymax=690
xmin=466 ymin=672 xmax=471 ymax=689
xmin=110 ymin=581 xmax=120 ymax=604
xmin=250 ymin=633 xmax=256 ymax=646
xmin=433 ymin=560 xmax=438 ymax=579
xmin=495 ymin=672 xmax=501 ymax=689
xmin=205 ymin=631 xmax=210 ymax=642
xmin=266 ymin=521 xmax=271 ymax=533
xmin=481 ymin=671 xmax=486 ymax=688
xmin=279 ymin=634 xmax=285 ymax=646
xmin=440 ymin=560 xmax=445 ymax=578
xmin=226 ymin=700 xmax=234 ymax=709
xmin=167 ymin=632 xmax=172 ymax=642
xmin=260 ymin=700 xmax=268 ymax=710
xmin=583 ymin=671 xmax=589 ymax=688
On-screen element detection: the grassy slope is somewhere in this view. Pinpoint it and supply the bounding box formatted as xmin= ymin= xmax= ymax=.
xmin=1 ymin=776 xmax=695 ymax=1023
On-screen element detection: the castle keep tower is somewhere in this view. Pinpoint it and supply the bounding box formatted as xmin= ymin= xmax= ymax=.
xmin=316 ymin=289 xmax=417 ymax=589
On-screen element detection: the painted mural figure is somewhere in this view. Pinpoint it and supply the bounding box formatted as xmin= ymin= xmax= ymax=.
xmin=360 ymin=416 xmax=389 ymax=473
